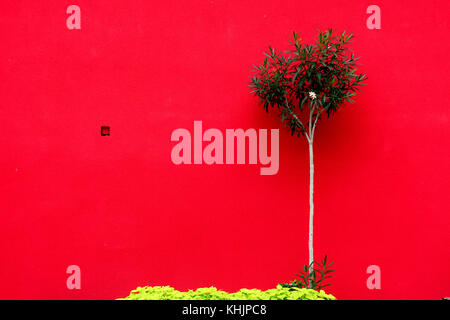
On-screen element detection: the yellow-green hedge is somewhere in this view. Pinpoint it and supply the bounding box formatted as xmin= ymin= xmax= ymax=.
xmin=118 ymin=285 xmax=336 ymax=300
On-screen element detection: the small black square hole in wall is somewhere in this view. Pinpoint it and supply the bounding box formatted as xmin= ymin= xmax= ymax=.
xmin=101 ymin=126 xmax=110 ymax=136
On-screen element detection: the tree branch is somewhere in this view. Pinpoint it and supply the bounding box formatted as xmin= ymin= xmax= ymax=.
xmin=308 ymin=102 xmax=315 ymax=138
xmin=311 ymin=108 xmax=324 ymax=141
xmin=284 ymin=95 xmax=310 ymax=142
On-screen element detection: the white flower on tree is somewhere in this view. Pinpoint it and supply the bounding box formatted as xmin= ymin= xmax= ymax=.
xmin=309 ymin=91 xmax=317 ymax=99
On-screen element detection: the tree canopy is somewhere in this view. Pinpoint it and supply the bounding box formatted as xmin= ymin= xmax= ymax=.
xmin=250 ymin=29 xmax=366 ymax=141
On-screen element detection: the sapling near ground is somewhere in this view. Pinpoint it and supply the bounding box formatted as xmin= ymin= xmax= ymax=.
xmin=250 ymin=29 xmax=366 ymax=287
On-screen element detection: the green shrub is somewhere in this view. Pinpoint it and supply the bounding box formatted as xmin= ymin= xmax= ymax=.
xmin=118 ymin=285 xmax=336 ymax=300
xmin=280 ymin=255 xmax=335 ymax=290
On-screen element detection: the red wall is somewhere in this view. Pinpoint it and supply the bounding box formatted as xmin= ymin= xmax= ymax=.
xmin=0 ymin=1 xmax=449 ymax=299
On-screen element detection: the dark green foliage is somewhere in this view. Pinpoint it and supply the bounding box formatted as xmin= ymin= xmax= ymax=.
xmin=280 ymin=255 xmax=335 ymax=291
xmin=249 ymin=29 xmax=366 ymax=139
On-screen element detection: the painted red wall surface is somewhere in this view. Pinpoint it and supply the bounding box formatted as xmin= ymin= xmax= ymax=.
xmin=0 ymin=1 xmax=449 ymax=300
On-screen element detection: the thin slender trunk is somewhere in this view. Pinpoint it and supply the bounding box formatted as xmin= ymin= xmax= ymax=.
xmin=308 ymin=139 xmax=314 ymax=288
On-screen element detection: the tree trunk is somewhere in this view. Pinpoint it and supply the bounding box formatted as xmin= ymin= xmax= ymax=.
xmin=308 ymin=140 xmax=314 ymax=288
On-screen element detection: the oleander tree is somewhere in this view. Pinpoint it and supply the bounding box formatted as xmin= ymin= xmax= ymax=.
xmin=250 ymin=29 xmax=366 ymax=287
